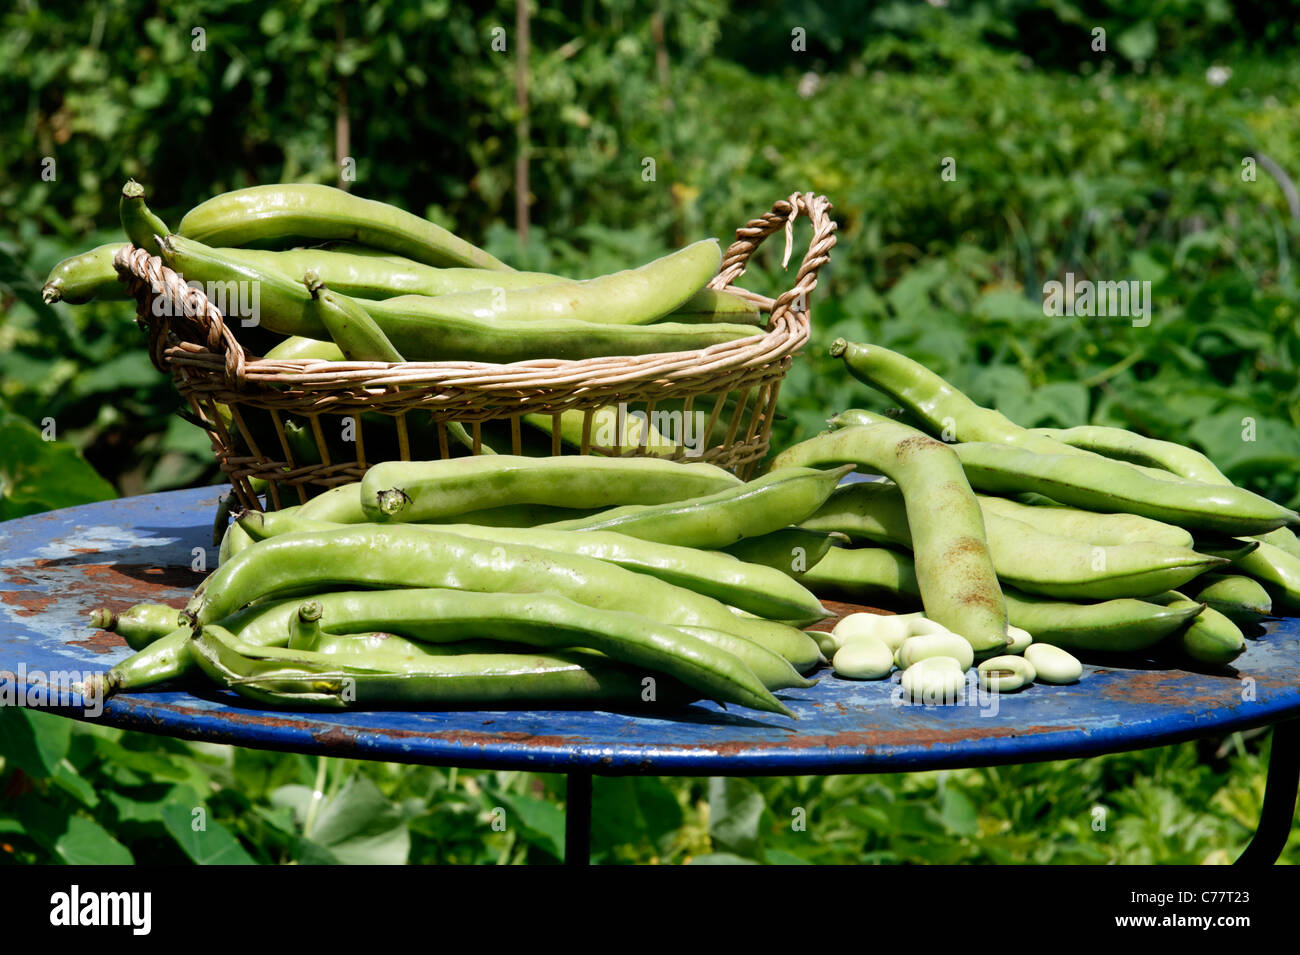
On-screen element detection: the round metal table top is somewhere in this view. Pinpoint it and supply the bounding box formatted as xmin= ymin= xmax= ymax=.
xmin=2 ymin=487 xmax=1298 ymax=776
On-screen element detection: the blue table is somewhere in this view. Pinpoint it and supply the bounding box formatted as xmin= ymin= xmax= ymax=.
xmin=1 ymin=487 xmax=1297 ymax=864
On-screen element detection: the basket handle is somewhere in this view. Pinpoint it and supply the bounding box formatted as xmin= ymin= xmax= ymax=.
xmin=710 ymin=192 xmax=838 ymax=325
xmin=114 ymin=245 xmax=248 ymax=384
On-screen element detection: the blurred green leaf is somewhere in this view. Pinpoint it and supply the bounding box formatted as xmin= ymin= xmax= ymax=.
xmin=290 ymin=775 xmax=411 ymax=865
xmin=162 ymin=799 xmax=256 ymax=865
xmin=494 ymin=790 xmax=568 ymax=862
xmin=707 ymin=777 xmax=766 ymax=859
xmin=0 ymin=408 xmax=115 ymax=520
xmin=0 ymin=707 xmax=70 ymax=777
xmin=52 ymin=815 xmax=134 ymax=865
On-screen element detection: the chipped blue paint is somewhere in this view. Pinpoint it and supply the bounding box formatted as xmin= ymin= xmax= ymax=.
xmin=1 ymin=487 xmax=1298 ymax=776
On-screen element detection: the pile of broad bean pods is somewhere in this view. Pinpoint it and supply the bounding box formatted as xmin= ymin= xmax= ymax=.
xmin=769 ymin=339 xmax=1300 ymax=700
xmin=93 ymin=456 xmax=852 ymax=716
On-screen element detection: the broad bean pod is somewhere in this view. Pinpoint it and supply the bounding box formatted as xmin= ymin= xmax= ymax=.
xmin=769 ymin=421 xmax=1010 ymax=653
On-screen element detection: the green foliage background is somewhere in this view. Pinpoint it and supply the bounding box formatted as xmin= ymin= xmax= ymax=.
xmin=1 ymin=0 xmax=1298 ymax=863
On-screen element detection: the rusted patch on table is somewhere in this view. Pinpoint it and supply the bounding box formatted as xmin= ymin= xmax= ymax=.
xmin=677 ymin=722 xmax=1072 ymax=755
xmin=310 ymin=723 xmax=590 ymax=750
xmin=2 ymin=560 xmax=202 ymax=614
xmin=1096 ymin=669 xmax=1240 ymax=707
xmin=0 ymin=589 xmax=57 ymax=616
xmin=67 ymin=630 xmax=128 ymax=654
xmin=117 ymin=699 xmax=310 ymax=732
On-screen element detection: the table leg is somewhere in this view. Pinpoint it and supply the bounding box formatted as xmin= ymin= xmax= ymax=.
xmin=565 ymin=772 xmax=593 ymax=866
xmin=1235 ymin=718 xmax=1300 ymax=865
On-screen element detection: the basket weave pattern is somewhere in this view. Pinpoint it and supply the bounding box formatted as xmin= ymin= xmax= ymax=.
xmin=115 ymin=192 xmax=837 ymax=510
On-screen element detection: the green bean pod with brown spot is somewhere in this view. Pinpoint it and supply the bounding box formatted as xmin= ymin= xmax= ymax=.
xmin=769 ymin=418 xmax=1010 ymax=653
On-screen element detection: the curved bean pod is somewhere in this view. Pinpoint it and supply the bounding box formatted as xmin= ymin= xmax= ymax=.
xmin=1186 ymin=573 xmax=1272 ymax=624
xmin=952 ymin=442 xmax=1299 ymax=535
xmin=303 ymin=272 xmax=403 ymax=361
xmin=89 ymin=604 xmax=181 ymax=650
xmin=1231 ymin=541 xmax=1300 ymax=612
xmin=540 ymin=466 xmax=853 ymax=550
xmin=188 ymin=626 xmax=701 ymax=710
xmin=1143 ymin=591 xmax=1246 ymax=665
xmin=177 ymin=183 xmax=514 ymax=271
xmin=1030 ymin=425 xmax=1230 ymax=484
xmin=200 ymin=589 xmax=789 ymax=714
xmin=203 ymin=588 xmax=809 ymax=692
xmin=976 ymin=494 xmax=1194 ymax=548
xmin=829 ymin=341 xmax=1089 ymax=454
xmin=721 ymin=527 xmax=843 ymax=579
xmin=119 ymin=181 xmax=171 ymax=256
xmin=102 ymin=595 xmax=312 ymax=692
xmin=359 ymin=293 xmax=760 ymax=363
xmin=348 ymin=239 xmax=721 ymax=327
xmin=1035 ymin=424 xmax=1300 ymax=573
xmin=41 ymin=244 xmax=130 ymax=305
xmin=212 ymin=246 xmax=757 ymax=322
xmin=995 ymin=590 xmax=1205 ymax=654
xmin=101 ymin=625 xmax=194 ymax=694
xmin=655 ymin=287 xmax=765 ymax=326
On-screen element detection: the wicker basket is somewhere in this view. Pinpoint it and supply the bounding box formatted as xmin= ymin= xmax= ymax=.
xmin=115 ymin=192 xmax=837 ymax=511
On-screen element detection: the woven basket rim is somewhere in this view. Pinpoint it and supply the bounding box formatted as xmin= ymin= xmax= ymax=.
xmin=114 ymin=191 xmax=837 ymax=398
